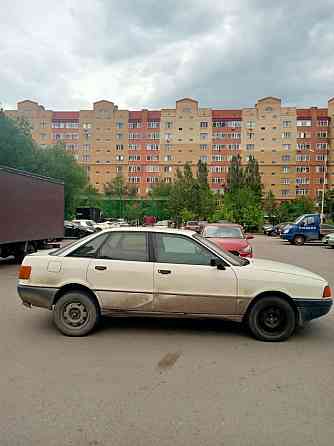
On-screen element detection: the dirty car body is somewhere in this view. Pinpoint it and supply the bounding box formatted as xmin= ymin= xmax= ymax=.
xmin=18 ymin=228 xmax=332 ymax=341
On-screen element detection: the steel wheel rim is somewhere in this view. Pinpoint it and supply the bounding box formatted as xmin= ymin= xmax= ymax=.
xmin=258 ymin=306 xmax=287 ymax=335
xmin=62 ymin=301 xmax=89 ymax=329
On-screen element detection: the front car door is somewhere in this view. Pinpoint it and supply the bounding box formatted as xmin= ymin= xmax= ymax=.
xmin=152 ymin=233 xmax=238 ymax=316
xmin=74 ymin=231 xmax=154 ymax=311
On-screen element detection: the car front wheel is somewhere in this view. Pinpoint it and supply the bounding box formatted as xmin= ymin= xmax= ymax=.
xmin=53 ymin=291 xmax=100 ymax=336
xmin=248 ymin=296 xmax=296 ymax=341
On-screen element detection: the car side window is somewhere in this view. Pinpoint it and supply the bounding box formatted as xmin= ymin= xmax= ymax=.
xmin=69 ymin=234 xmax=109 ymax=258
xmin=306 ymin=217 xmax=315 ymax=225
xmin=99 ymin=232 xmax=148 ymax=262
xmin=155 ymin=234 xmax=215 ymax=266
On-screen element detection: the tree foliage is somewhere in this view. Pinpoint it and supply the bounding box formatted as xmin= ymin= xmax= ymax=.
xmin=0 ymin=113 xmax=87 ymax=218
xmin=104 ymin=174 xmax=137 ymax=198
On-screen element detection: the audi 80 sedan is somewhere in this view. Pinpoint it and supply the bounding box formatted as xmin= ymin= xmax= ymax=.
xmin=18 ymin=228 xmax=332 ymax=341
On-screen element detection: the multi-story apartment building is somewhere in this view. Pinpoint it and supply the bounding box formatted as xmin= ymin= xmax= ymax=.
xmin=5 ymin=96 xmax=334 ymax=200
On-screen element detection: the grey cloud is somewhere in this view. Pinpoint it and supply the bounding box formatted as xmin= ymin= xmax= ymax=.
xmin=1 ymin=0 xmax=334 ymax=110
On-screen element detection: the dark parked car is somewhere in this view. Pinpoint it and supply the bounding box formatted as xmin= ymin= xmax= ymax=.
xmin=64 ymin=221 xmax=95 ymax=239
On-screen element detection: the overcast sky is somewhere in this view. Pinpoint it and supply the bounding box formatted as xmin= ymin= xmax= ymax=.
xmin=1 ymin=0 xmax=334 ymax=111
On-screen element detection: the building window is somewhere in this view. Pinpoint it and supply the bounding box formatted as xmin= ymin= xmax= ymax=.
xmin=129 ymin=121 xmax=141 ymax=128
xmin=148 ymin=132 xmax=160 ymax=140
xmin=246 ymin=121 xmax=256 ymax=129
xmin=296 ymin=189 xmax=307 ymax=196
xmin=164 ymin=155 xmax=173 ymax=161
xmin=281 ymin=190 xmax=290 ymax=197
xmin=297 ymin=143 xmax=311 ymax=150
xmin=210 ymin=166 xmax=225 ymax=173
xmin=228 ymin=144 xmax=239 ymax=150
xmin=282 ymin=166 xmax=289 ymax=173
xmin=318 ymin=119 xmax=329 ymax=127
xmin=165 ymin=144 xmax=172 ymax=151
xmin=316 ymin=165 xmax=325 ymax=173
xmin=281 ymin=178 xmax=290 ymax=185
xmin=129 ymin=155 xmax=141 ymax=161
xmin=282 ymin=155 xmax=291 ymax=161
xmin=212 ymin=177 xmax=222 ymax=184
xmin=316 ymin=154 xmax=326 ymax=161
xmin=282 ymin=120 xmax=291 ymax=128
xmin=128 ymin=176 xmax=140 ymax=183
xmin=296 ymin=166 xmax=309 ymax=173
xmin=200 ymin=133 xmax=208 ymax=140
xmin=316 ymin=143 xmax=328 ymax=150
xmin=116 ymin=121 xmax=124 ymax=129
xmin=283 ymin=144 xmax=291 ymax=150
xmin=282 ymin=132 xmax=291 ymax=139
xmin=146 ymin=177 xmax=159 ymax=183
xmin=146 ymin=165 xmax=160 ymax=172
xmin=200 ymin=155 xmax=208 ymax=162
xmin=146 ymin=144 xmax=159 ymax=150
xmin=146 ymin=155 xmax=159 ymax=161
xmin=116 ymin=166 xmax=123 ymax=173
xmin=200 ymin=121 xmax=208 ymax=128
xmin=129 ymin=144 xmax=138 ymax=150
xmin=164 ymin=166 xmax=172 ymax=173
xmin=212 ymin=155 xmax=225 ymax=162
xmin=116 ymin=155 xmax=124 ymax=161
xmin=317 ymin=131 xmax=328 ymax=138
xmin=40 ymin=120 xmax=48 ymax=128
xmin=116 ymin=133 xmax=123 ymax=140
xmin=297 ymin=120 xmax=312 ymax=127
xmin=129 ymin=133 xmax=141 ymax=139
xmin=148 ymin=121 xmax=160 ymax=128
xmin=296 ymin=154 xmax=310 ymax=161
xmin=246 ymin=144 xmax=254 ymax=150
xmin=164 ymin=177 xmax=172 ymax=183
xmin=247 ymin=132 xmax=255 ymax=139
xmin=165 ymin=121 xmax=173 ymax=129
xmin=128 ymin=165 xmax=141 ymax=172
xmin=116 ymin=144 xmax=124 ymax=151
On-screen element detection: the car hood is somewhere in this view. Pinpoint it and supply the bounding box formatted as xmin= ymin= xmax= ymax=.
xmin=248 ymin=258 xmax=326 ymax=282
xmin=209 ymin=237 xmax=248 ymax=250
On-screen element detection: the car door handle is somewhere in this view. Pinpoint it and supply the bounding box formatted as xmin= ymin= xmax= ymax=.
xmin=95 ymin=265 xmax=107 ymax=271
xmin=158 ymin=269 xmax=171 ymax=275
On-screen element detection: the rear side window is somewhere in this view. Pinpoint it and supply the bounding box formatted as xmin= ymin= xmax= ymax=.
xmin=99 ymin=232 xmax=148 ymax=262
xmin=69 ymin=233 xmax=109 ymax=258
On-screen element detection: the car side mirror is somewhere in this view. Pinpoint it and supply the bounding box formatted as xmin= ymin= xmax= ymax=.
xmin=210 ymin=258 xmax=226 ymax=270
xmin=246 ymin=234 xmax=254 ymax=240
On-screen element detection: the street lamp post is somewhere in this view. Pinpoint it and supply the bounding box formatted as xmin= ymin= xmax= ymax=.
xmin=309 ymin=148 xmax=327 ymax=224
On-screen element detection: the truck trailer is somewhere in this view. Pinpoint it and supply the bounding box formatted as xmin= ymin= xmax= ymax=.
xmin=0 ymin=166 xmax=64 ymax=262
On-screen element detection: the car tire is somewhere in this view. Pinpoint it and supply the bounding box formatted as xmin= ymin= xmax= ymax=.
xmin=293 ymin=235 xmax=305 ymax=246
xmin=53 ymin=291 xmax=100 ymax=336
xmin=248 ymin=296 xmax=296 ymax=342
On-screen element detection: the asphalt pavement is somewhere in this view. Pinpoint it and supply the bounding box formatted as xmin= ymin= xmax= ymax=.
xmin=1 ymin=235 xmax=334 ymax=446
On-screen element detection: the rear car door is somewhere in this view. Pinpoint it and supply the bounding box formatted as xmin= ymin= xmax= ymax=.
xmin=152 ymin=233 xmax=237 ymax=315
xmin=82 ymin=231 xmax=154 ymax=311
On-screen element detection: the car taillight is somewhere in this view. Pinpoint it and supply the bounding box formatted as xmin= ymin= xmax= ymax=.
xmin=323 ymin=286 xmax=332 ymax=298
xmin=19 ymin=265 xmax=32 ymax=280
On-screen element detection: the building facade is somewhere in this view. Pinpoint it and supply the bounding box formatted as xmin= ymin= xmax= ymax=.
xmin=5 ymin=96 xmax=334 ymax=200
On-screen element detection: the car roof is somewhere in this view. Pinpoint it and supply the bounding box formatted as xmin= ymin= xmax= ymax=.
xmin=98 ymin=226 xmax=196 ymax=236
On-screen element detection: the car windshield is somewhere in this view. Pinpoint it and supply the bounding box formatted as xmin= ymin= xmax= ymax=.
xmin=204 ymin=226 xmax=243 ymax=239
xmin=187 ymin=221 xmax=198 ymax=225
xmin=194 ymin=234 xmax=249 ymax=266
xmin=294 ymin=215 xmax=307 ymax=224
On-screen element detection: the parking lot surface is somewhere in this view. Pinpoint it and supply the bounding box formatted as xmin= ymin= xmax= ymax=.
xmin=1 ymin=235 xmax=334 ymax=446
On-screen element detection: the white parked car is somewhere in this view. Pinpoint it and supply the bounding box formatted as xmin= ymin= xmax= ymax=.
xmin=72 ymin=219 xmax=109 ymax=231
xmin=18 ymin=228 xmax=332 ymax=341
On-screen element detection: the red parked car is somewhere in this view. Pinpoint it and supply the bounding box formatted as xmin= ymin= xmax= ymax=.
xmin=201 ymin=223 xmax=254 ymax=257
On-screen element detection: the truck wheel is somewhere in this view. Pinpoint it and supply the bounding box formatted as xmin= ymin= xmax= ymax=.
xmin=248 ymin=296 xmax=296 ymax=342
xmin=53 ymin=291 xmax=100 ymax=336
xmin=293 ymin=235 xmax=305 ymax=246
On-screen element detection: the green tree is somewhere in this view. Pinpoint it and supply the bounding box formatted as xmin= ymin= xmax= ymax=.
xmin=324 ymin=190 xmax=334 ymax=221
xmin=80 ymin=184 xmax=102 ymax=208
xmin=104 ymin=175 xmax=137 ymax=198
xmin=226 ymin=154 xmax=243 ymax=192
xmin=0 ymin=114 xmax=87 ymax=218
xmin=277 ymin=197 xmax=316 ymax=222
xmin=263 ymin=190 xmax=278 ymax=223
xmin=244 ymin=155 xmax=262 ymax=200
xmin=223 ymin=188 xmax=264 ymax=231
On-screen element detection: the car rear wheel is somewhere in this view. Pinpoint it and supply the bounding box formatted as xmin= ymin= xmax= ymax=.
xmin=248 ymin=296 xmax=296 ymax=342
xmin=53 ymin=291 xmax=99 ymax=336
xmin=293 ymin=235 xmax=305 ymax=246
